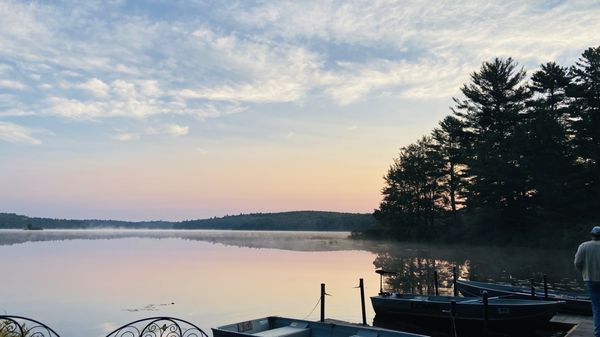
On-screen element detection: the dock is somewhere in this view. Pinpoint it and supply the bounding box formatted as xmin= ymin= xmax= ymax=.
xmin=328 ymin=313 xmax=593 ymax=337
xmin=551 ymin=314 xmax=594 ymax=337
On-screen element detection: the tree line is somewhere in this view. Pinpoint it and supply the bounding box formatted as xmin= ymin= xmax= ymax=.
xmin=175 ymin=211 xmax=376 ymax=231
xmin=364 ymin=46 xmax=600 ymax=247
xmin=0 ymin=211 xmax=376 ymax=231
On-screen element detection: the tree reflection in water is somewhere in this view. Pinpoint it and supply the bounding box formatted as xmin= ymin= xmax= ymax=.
xmin=371 ymin=242 xmax=584 ymax=295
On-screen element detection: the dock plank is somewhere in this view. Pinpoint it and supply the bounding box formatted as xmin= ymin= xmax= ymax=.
xmin=551 ymin=314 xmax=593 ymax=337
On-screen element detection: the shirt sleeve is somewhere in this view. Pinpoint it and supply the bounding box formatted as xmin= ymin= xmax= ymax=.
xmin=574 ymin=244 xmax=584 ymax=272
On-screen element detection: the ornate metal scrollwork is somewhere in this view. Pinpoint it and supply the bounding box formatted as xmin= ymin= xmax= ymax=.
xmin=105 ymin=317 xmax=208 ymax=337
xmin=0 ymin=315 xmax=61 ymax=337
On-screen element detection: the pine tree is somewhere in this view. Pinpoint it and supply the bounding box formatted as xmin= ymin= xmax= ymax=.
xmin=452 ymin=58 xmax=531 ymax=224
xmin=525 ymin=62 xmax=574 ymax=216
xmin=374 ymin=137 xmax=445 ymax=239
xmin=430 ymin=116 xmax=468 ymax=216
xmin=569 ymin=46 xmax=600 ymax=214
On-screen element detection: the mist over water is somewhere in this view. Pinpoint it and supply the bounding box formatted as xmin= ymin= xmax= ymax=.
xmin=0 ymin=230 xmax=583 ymax=337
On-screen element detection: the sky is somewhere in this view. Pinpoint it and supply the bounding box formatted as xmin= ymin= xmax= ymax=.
xmin=1 ymin=0 xmax=599 ymax=221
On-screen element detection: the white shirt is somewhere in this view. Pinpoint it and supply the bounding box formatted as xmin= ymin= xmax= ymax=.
xmin=574 ymin=240 xmax=600 ymax=281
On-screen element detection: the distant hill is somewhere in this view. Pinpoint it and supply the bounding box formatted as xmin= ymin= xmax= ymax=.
xmin=175 ymin=211 xmax=376 ymax=231
xmin=0 ymin=211 xmax=376 ymax=231
xmin=0 ymin=213 xmax=172 ymax=229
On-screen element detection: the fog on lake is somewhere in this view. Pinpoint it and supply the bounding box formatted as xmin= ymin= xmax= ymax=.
xmin=0 ymin=230 xmax=583 ymax=337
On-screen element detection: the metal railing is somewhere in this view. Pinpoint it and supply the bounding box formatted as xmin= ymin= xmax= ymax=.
xmin=105 ymin=317 xmax=209 ymax=337
xmin=1 ymin=315 xmax=209 ymax=337
xmin=0 ymin=315 xmax=61 ymax=337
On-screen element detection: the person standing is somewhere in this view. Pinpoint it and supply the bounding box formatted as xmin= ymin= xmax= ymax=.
xmin=575 ymin=226 xmax=600 ymax=337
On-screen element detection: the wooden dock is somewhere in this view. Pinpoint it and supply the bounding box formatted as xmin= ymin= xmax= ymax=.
xmin=328 ymin=314 xmax=593 ymax=336
xmin=550 ymin=314 xmax=593 ymax=337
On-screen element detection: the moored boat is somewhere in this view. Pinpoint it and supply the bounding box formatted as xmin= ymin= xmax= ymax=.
xmin=371 ymin=293 xmax=562 ymax=333
xmin=212 ymin=316 xmax=428 ymax=337
xmin=456 ymin=279 xmax=591 ymax=315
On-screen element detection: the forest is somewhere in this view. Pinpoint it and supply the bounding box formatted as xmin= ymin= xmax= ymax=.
xmin=0 ymin=211 xmax=376 ymax=231
xmin=360 ymin=46 xmax=600 ymax=248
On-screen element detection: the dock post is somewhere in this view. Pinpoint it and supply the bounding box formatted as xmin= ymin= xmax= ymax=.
xmin=543 ymin=275 xmax=548 ymax=300
xmin=433 ymin=270 xmax=439 ymax=296
xmin=321 ymin=283 xmax=326 ymax=322
xmin=450 ymin=300 xmax=457 ymax=337
xmin=359 ymin=279 xmax=367 ymax=325
xmin=453 ymin=266 xmax=458 ymax=296
xmin=482 ymin=291 xmax=489 ymax=337
xmin=530 ymin=278 xmax=536 ymax=299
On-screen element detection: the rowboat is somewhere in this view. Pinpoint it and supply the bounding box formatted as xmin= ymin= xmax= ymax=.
xmin=456 ymin=279 xmax=591 ymax=315
xmin=371 ymin=293 xmax=561 ymax=332
xmin=212 ymin=316 xmax=428 ymax=337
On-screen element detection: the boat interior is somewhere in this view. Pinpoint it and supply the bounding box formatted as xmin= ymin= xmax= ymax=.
xmin=214 ymin=317 xmax=421 ymax=337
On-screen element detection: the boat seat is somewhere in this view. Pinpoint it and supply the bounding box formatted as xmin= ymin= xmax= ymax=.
xmin=253 ymin=323 xmax=310 ymax=337
xmin=349 ymin=330 xmax=378 ymax=337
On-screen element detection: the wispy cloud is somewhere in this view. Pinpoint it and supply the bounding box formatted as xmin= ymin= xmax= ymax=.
xmin=146 ymin=124 xmax=190 ymax=137
xmin=164 ymin=124 xmax=189 ymax=137
xmin=0 ymin=80 xmax=26 ymax=90
xmin=111 ymin=132 xmax=140 ymax=142
xmin=233 ymin=0 xmax=600 ymax=102
xmin=111 ymin=123 xmax=190 ymax=141
xmin=78 ymin=78 xmax=110 ymax=97
xmin=0 ymin=121 xmax=42 ymax=145
xmin=0 ymin=0 xmax=599 ymax=144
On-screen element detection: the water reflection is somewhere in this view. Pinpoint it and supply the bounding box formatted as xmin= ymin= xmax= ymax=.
xmin=0 ymin=230 xmax=584 ymax=337
xmin=0 ymin=230 xmax=584 ymax=293
xmin=0 ymin=230 xmax=367 ymax=252
xmin=371 ymin=242 xmax=584 ymax=295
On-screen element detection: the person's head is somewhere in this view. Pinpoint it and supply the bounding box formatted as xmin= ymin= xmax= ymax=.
xmin=591 ymin=226 xmax=600 ymax=240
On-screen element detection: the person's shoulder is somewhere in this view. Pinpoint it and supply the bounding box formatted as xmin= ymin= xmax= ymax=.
xmin=580 ymin=240 xmax=600 ymax=249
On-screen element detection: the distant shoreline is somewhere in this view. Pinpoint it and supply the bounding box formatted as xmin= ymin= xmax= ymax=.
xmin=0 ymin=211 xmax=376 ymax=232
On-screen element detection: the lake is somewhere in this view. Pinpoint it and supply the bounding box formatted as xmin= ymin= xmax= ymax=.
xmin=0 ymin=230 xmax=584 ymax=337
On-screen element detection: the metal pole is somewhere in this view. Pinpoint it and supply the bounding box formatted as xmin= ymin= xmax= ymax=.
xmin=359 ymin=279 xmax=367 ymax=325
xmin=434 ymin=270 xmax=439 ymax=296
xmin=530 ymin=278 xmax=536 ymax=299
xmin=543 ymin=275 xmax=548 ymax=300
xmin=321 ymin=283 xmax=325 ymax=322
xmin=482 ymin=291 xmax=489 ymax=337
xmin=450 ymin=300 xmax=457 ymax=337
xmin=453 ymin=266 xmax=458 ymax=296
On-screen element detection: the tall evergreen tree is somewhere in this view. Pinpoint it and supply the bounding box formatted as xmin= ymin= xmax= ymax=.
xmin=569 ymin=46 xmax=600 ymax=214
xmin=431 ymin=115 xmax=468 ymax=216
xmin=452 ymin=58 xmax=531 ymax=225
xmin=374 ymin=137 xmax=445 ymax=239
xmin=525 ymin=62 xmax=574 ymax=215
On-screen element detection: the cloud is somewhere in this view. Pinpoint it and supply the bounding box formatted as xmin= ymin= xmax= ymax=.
xmin=0 ymin=80 xmax=26 ymax=90
xmin=178 ymin=80 xmax=304 ymax=103
xmin=321 ymin=58 xmax=465 ymax=105
xmin=234 ymin=1 xmax=600 ymax=63
xmin=111 ymin=123 xmax=189 ymax=141
xmin=78 ymin=78 xmax=110 ymax=97
xmin=0 ymin=121 xmax=42 ymax=145
xmin=111 ymin=132 xmax=139 ymax=141
xmin=232 ymin=0 xmax=600 ymax=102
xmin=1 ymin=0 xmax=599 ymax=144
xmin=163 ymin=124 xmax=189 ymax=137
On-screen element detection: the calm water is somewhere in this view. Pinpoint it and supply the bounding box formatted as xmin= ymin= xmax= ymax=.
xmin=0 ymin=230 xmax=584 ymax=337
